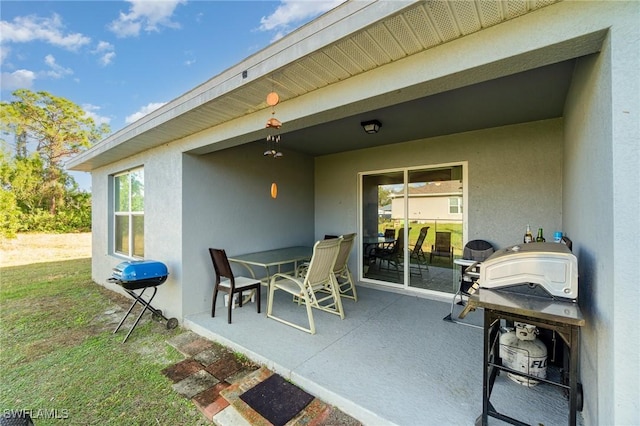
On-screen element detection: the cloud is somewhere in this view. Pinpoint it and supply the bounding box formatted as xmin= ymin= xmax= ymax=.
xmin=0 ymin=13 xmax=90 ymax=50
xmin=0 ymin=69 xmax=36 ymax=91
xmin=100 ymin=51 xmax=117 ymax=66
xmin=0 ymin=45 xmax=9 ymax=67
xmin=108 ymin=0 xmax=187 ymax=38
xmin=95 ymin=41 xmax=114 ymax=52
xmin=259 ymin=0 xmax=344 ymax=41
xmin=183 ymin=49 xmax=195 ymax=66
xmin=125 ymin=102 xmax=166 ymax=124
xmin=93 ymin=41 xmax=116 ymax=66
xmin=82 ymin=104 xmax=111 ymax=126
xmin=42 ymin=54 xmax=73 ymax=79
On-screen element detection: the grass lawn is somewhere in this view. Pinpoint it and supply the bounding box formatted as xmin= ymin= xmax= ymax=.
xmin=0 ymin=257 xmax=208 ymax=425
xmin=378 ymin=221 xmax=464 ymax=257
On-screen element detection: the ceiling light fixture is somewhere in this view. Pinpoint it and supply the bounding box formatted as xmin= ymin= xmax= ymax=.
xmin=361 ymin=119 xmax=381 ymax=134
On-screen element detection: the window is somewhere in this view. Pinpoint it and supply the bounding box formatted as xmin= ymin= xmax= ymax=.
xmin=449 ymin=197 xmax=462 ymax=214
xmin=114 ymin=168 xmax=144 ymax=258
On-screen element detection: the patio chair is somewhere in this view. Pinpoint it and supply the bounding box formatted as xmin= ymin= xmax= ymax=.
xmin=332 ymin=233 xmax=358 ymax=301
xmin=209 ymin=248 xmax=262 ymax=324
xmin=430 ymin=231 xmax=453 ymax=263
xmin=409 ymin=226 xmax=429 ymax=276
xmin=443 ymin=239 xmax=495 ymax=328
xmin=267 ymin=237 xmax=343 ymax=334
xmin=296 ymin=234 xmax=339 ymax=274
xmin=374 ymin=228 xmax=406 ymax=274
xmin=379 ymin=228 xmax=396 ymax=250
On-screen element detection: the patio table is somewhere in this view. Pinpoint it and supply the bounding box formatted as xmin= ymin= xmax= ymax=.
xmin=453 ymin=258 xmax=477 ymax=292
xmin=363 ymin=236 xmax=395 ymax=262
xmin=228 ymin=246 xmax=313 ymax=286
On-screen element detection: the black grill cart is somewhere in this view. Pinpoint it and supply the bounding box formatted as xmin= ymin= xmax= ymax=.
xmin=108 ymin=260 xmax=178 ymax=342
xmin=463 ymin=289 xmax=585 ymax=426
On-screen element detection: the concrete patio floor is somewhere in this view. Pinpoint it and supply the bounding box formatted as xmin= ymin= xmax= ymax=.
xmin=185 ymin=286 xmax=583 ymax=425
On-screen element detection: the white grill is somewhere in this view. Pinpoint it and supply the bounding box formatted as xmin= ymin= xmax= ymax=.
xmin=478 ymin=242 xmax=578 ymax=300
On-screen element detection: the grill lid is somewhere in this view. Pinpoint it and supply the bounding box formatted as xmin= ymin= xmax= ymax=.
xmin=111 ymin=260 xmax=168 ymax=283
xmin=478 ymin=242 xmax=578 ymax=300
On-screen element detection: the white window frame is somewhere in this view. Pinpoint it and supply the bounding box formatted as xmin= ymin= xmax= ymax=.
xmin=449 ymin=197 xmax=462 ymax=214
xmin=358 ymin=161 xmax=468 ymax=292
xmin=113 ymin=167 xmax=144 ymax=258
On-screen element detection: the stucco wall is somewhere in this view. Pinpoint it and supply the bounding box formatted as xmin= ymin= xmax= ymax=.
xmin=90 ymin=144 xmax=183 ymax=322
xmin=180 ymin=141 xmax=315 ymax=317
xmin=315 ymin=119 xmax=564 ymax=258
xmin=563 ymin=8 xmax=640 ymax=424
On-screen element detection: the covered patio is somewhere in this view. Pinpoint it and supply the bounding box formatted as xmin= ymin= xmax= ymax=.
xmin=66 ymin=2 xmax=638 ymax=424
xmin=185 ymin=286 xmax=582 ymax=425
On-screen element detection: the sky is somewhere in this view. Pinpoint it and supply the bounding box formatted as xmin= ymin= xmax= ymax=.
xmin=0 ymin=0 xmax=344 ymax=189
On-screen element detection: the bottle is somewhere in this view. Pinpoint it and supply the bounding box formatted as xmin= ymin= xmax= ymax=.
xmin=536 ymin=228 xmax=545 ymax=242
xmin=524 ymin=225 xmax=533 ymax=243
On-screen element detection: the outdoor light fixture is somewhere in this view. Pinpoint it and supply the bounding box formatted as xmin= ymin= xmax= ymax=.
xmin=361 ymin=119 xmax=381 ymax=134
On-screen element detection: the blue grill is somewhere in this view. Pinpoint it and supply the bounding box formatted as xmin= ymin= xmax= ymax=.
xmin=107 ymin=260 xmax=177 ymax=342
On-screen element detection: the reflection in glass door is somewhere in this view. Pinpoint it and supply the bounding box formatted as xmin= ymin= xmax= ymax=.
xmin=360 ymin=164 xmax=465 ymax=294
xmin=361 ymin=171 xmax=405 ymax=287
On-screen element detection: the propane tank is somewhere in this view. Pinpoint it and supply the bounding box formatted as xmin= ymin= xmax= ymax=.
xmin=499 ymin=322 xmax=548 ymax=387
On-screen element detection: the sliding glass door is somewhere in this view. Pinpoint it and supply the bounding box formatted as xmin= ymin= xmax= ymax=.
xmin=360 ymin=163 xmax=466 ymax=294
xmin=361 ymin=171 xmax=405 ymax=287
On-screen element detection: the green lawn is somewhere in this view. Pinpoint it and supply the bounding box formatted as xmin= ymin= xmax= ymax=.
xmin=378 ymin=221 xmax=463 ymax=257
xmin=0 ymin=258 xmax=207 ymax=425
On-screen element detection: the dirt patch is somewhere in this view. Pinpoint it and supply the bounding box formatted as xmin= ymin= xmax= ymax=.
xmin=0 ymin=232 xmax=91 ymax=267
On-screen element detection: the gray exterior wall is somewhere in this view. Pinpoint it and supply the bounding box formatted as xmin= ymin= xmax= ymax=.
xmin=563 ymin=19 xmax=639 ymax=424
xmin=315 ymin=119 xmax=563 ymax=253
xmin=90 ymin=144 xmax=184 ymax=322
xmin=180 ymin=142 xmax=315 ymax=317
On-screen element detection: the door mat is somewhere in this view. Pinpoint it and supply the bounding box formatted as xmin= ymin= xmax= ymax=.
xmin=220 ymin=367 xmax=330 ymax=426
xmin=239 ymin=373 xmax=315 ymax=426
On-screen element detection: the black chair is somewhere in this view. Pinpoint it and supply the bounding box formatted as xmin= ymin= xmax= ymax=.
xmin=443 ymin=239 xmax=495 ymax=327
xmin=430 ymin=231 xmax=453 ymax=263
xmin=209 ymin=248 xmax=262 ymax=324
xmin=375 ymin=228 xmax=406 ymax=274
xmin=409 ymin=226 xmax=429 ymax=276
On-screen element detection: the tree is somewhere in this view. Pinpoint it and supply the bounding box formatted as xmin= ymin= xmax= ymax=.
xmin=378 ymin=185 xmax=392 ymax=206
xmin=0 ymin=149 xmax=21 ymax=238
xmin=0 ymin=89 xmax=110 ymax=234
xmin=1 ymin=89 xmax=109 ymax=215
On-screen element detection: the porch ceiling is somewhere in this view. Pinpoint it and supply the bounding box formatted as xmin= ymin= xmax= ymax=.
xmin=265 ymin=58 xmax=578 ymax=157
xmin=68 ymin=0 xmax=568 ymax=171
